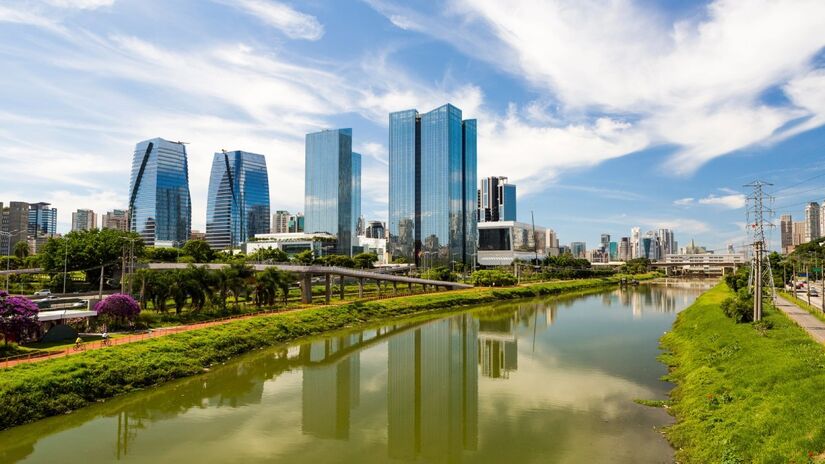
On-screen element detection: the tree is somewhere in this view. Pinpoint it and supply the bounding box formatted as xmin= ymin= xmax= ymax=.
xmin=40 ymin=229 xmax=145 ymax=288
xmin=181 ymin=239 xmax=215 ymax=263
xmin=255 ymin=267 xmax=282 ymax=307
xmin=13 ymin=241 xmax=30 ymax=259
xmin=227 ymin=262 xmax=254 ymax=309
xmin=248 ymin=247 xmax=288 ymax=263
xmin=185 ymin=265 xmax=213 ymax=312
xmin=293 ymin=250 xmax=315 ymax=264
xmin=144 ymin=246 xmax=180 ymax=263
xmin=470 ymin=269 xmax=517 ymax=287
xmin=0 ymin=290 xmax=39 ymax=345
xmin=319 ymin=254 xmax=355 ymax=268
xmin=94 ymin=293 xmax=140 ymax=325
xmin=353 ymin=253 xmax=378 ymax=269
xmin=421 ymin=266 xmax=456 ymax=282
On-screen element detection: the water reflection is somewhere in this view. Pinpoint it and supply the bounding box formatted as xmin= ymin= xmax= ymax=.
xmin=0 ymin=282 xmax=713 ymax=464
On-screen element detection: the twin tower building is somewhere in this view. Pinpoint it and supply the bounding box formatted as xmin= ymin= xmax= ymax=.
xmin=128 ymin=103 xmax=477 ymax=267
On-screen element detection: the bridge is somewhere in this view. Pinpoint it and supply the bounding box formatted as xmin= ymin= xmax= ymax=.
xmin=144 ymin=262 xmax=472 ymax=303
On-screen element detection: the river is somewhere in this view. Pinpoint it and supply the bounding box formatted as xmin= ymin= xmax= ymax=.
xmin=0 ymin=281 xmax=712 ymax=463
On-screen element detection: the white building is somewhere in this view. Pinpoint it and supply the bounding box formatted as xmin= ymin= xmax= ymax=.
xmin=245 ymin=232 xmax=336 ymax=256
xmin=477 ymin=221 xmax=547 ymax=266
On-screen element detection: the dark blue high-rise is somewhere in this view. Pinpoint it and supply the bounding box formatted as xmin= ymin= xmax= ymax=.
xmin=388 ymin=104 xmax=477 ymax=267
xmin=205 ymin=150 xmax=270 ymax=250
xmin=128 ymin=138 xmax=192 ymax=247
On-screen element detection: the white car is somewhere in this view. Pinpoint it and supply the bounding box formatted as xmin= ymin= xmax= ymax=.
xmin=33 ymin=289 xmax=52 ymax=297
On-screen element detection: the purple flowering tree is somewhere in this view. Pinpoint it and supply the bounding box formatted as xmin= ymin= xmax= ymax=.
xmin=0 ymin=290 xmax=40 ymax=345
xmin=95 ymin=293 xmax=141 ymax=325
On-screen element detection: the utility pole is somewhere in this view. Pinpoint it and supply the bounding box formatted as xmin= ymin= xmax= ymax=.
xmin=745 ymin=180 xmax=775 ymax=321
xmin=62 ymin=242 xmax=68 ymax=294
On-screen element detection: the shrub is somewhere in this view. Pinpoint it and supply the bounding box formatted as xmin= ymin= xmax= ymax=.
xmin=94 ymin=293 xmax=141 ymax=323
xmin=469 ymin=269 xmax=517 ymax=287
xmin=0 ymin=290 xmax=39 ymax=344
xmin=720 ymin=290 xmax=753 ymax=323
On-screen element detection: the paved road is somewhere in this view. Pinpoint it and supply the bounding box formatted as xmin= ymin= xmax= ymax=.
xmin=775 ymin=295 xmax=825 ymax=344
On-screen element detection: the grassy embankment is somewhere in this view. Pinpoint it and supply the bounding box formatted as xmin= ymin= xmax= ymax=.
xmin=660 ymin=283 xmax=825 ymax=463
xmin=0 ymin=274 xmax=653 ymax=430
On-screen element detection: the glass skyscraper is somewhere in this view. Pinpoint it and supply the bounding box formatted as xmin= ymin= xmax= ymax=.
xmin=128 ymin=138 xmax=192 ymax=247
xmin=206 ymin=150 xmax=271 ymax=250
xmin=304 ymin=129 xmax=360 ymax=255
xmin=388 ymin=104 xmax=477 ymax=266
xmin=28 ymin=202 xmax=57 ymax=238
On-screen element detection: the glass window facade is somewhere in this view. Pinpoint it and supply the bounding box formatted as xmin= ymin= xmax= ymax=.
xmin=388 ymin=104 xmax=477 ymax=267
xmin=206 ymin=150 xmax=270 ymax=250
xmin=28 ymin=202 xmax=57 ymax=238
xmin=352 ymin=152 xmax=361 ymax=241
xmin=304 ymin=129 xmax=357 ymax=255
xmin=128 ymin=138 xmax=192 ymax=247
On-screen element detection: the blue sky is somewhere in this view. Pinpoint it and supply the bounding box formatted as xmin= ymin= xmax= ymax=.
xmin=1 ymin=0 xmax=825 ymax=252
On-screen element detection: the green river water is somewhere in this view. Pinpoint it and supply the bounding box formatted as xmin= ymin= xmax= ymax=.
xmin=0 ymin=281 xmax=711 ymax=463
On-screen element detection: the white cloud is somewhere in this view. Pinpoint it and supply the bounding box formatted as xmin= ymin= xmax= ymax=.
xmin=369 ymin=0 xmax=825 ymax=175
xmin=0 ymin=5 xmax=63 ymax=31
xmin=45 ymin=0 xmax=114 ymax=9
xmin=697 ymin=193 xmax=746 ymax=209
xmin=638 ymin=217 xmax=710 ymax=235
xmin=229 ymin=0 xmax=324 ymax=40
xmin=673 ymin=198 xmax=694 ymax=206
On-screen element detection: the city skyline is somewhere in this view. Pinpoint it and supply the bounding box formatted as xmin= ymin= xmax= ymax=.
xmin=1 ymin=1 xmax=825 ymax=251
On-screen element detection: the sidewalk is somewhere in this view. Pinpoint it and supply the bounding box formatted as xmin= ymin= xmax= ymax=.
xmin=775 ymin=295 xmax=825 ymax=344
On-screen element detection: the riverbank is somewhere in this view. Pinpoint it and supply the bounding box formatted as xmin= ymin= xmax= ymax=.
xmin=0 ymin=274 xmax=653 ymax=430
xmin=660 ymin=283 xmax=825 ymax=463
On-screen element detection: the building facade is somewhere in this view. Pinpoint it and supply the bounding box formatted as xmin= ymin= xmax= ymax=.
xmin=477 ymin=220 xmax=547 ymax=266
xmin=570 ymin=242 xmax=586 ymax=258
xmin=639 ymin=231 xmax=660 ymax=260
xmin=388 ymin=104 xmax=477 ymax=267
xmin=619 ymin=237 xmax=631 ymax=261
xmin=780 ymin=214 xmax=793 ymax=254
xmin=205 ymin=150 xmax=271 ymax=250
xmin=478 ymin=176 xmax=516 ymax=222
xmin=71 ymin=209 xmax=97 ymax=231
xmin=128 ymin=138 xmax=192 ymax=247
xmin=304 ymin=129 xmax=359 ymax=255
xmin=272 ymin=210 xmax=290 ymax=234
xmin=102 ymin=209 xmax=129 ymax=231
xmin=630 ymin=227 xmax=641 ymax=259
xmin=28 ymin=202 xmax=57 ymax=238
xmin=289 ymin=213 xmax=305 ymax=233
xmin=805 ymin=202 xmax=821 ymax=243
xmin=365 ymin=220 xmax=385 ymax=239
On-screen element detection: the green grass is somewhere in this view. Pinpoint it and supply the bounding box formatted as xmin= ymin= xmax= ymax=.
xmin=661 ymin=283 xmax=825 ymax=463
xmin=0 ymin=274 xmax=653 ymax=431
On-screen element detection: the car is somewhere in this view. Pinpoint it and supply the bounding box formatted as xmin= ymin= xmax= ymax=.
xmin=33 ymin=289 xmax=52 ymax=297
xmin=810 ymin=289 xmax=820 ymax=297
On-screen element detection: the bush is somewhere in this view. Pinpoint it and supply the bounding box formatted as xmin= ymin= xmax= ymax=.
xmin=720 ymin=290 xmax=753 ymax=323
xmin=470 ymin=269 xmax=517 ymax=287
xmin=420 ymin=266 xmax=456 ymax=282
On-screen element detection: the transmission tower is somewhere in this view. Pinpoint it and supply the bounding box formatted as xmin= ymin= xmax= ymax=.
xmin=744 ymin=180 xmax=776 ymax=321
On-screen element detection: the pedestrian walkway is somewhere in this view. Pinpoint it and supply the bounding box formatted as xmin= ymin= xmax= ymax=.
xmin=775 ymin=296 xmax=825 ymax=344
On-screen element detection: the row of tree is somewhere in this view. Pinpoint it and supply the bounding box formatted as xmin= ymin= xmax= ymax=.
xmin=131 ymin=264 xmax=297 ymax=314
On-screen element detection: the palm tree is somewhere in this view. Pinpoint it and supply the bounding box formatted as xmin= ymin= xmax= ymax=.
xmin=278 ymin=271 xmax=296 ymax=305
xmin=212 ymin=267 xmax=235 ymax=311
xmin=185 ymin=265 xmax=213 ymax=312
xmin=255 ymin=268 xmax=280 ymax=307
xmin=227 ymin=262 xmax=254 ymax=309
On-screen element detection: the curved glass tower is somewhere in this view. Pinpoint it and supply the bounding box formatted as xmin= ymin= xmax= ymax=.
xmin=205 ymin=150 xmax=270 ymax=250
xmin=128 ymin=138 xmax=192 ymax=247
xmin=388 ymin=104 xmax=477 ymax=267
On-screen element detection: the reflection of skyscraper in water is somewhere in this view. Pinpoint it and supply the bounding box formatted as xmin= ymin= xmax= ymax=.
xmin=478 ymin=315 xmax=518 ymax=379
xmin=388 ymin=315 xmax=478 ymax=461
xmin=301 ymin=335 xmax=361 ymax=440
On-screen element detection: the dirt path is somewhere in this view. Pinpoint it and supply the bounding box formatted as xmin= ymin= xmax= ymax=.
xmin=775 ymin=295 xmax=825 ymax=344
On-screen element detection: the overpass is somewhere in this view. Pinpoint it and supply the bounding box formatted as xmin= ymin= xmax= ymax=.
xmin=144 ymin=262 xmax=472 ymax=303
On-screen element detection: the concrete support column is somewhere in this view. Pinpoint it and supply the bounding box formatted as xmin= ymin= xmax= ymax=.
xmin=377 ymin=280 xmax=382 ymax=297
xmin=408 ymin=281 xmax=413 ymax=292
xmin=325 ymin=274 xmax=331 ymax=304
xmin=358 ymin=278 xmax=364 ymax=298
xmin=393 ymin=281 xmax=398 ymax=295
xmin=301 ymin=275 xmax=313 ymax=304
xmin=339 ymin=275 xmax=345 ymax=300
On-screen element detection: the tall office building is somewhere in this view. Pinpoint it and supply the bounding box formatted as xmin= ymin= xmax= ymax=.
xmin=657 ymin=228 xmax=675 ymax=257
xmin=545 ymin=229 xmax=560 ymax=256
xmin=780 ymin=214 xmax=793 ymax=254
xmin=619 ymin=237 xmax=631 ymax=261
xmin=2 ymin=202 xmax=29 ymax=254
xmin=272 ymin=210 xmax=291 ymax=234
xmin=600 ymin=234 xmax=610 ymax=250
xmin=304 ymin=129 xmax=359 ymax=255
xmin=570 ymin=241 xmax=586 ymax=258
xmin=289 ymin=213 xmax=305 ymax=233
xmin=352 ymin=152 xmax=362 ymax=241
xmin=630 ymin=227 xmax=641 ymax=259
xmin=478 ymin=176 xmax=516 ymax=222
xmin=608 ymin=241 xmax=619 ymax=261
xmin=388 ymin=104 xmax=477 ymax=266
xmin=128 ymin=138 xmax=192 ymax=247
xmin=28 ymin=202 xmax=57 ymax=238
xmin=365 ymin=221 xmax=385 ymax=239
xmin=205 ymin=150 xmax=270 ymax=250
xmin=101 ymin=209 xmax=129 ymax=231
xmin=805 ymin=202 xmax=821 ymax=243
xmin=71 ymin=209 xmax=97 ymax=231
xmin=793 ymin=221 xmax=806 ymax=247
xmin=639 ymin=231 xmax=660 ymax=260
